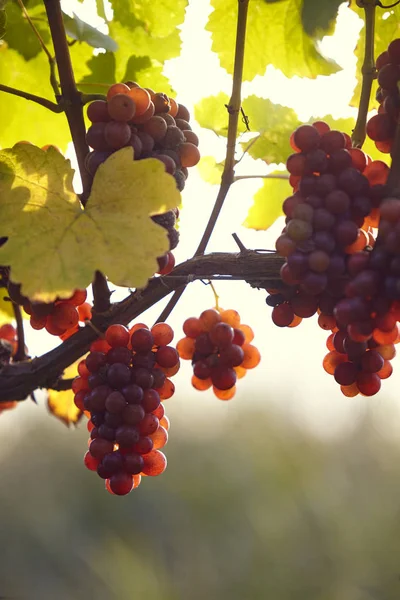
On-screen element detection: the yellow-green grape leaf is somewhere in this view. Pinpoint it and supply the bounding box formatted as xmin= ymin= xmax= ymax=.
xmin=301 ymin=0 xmax=343 ymax=37
xmin=241 ymin=96 xmax=301 ymax=164
xmin=197 ymin=156 xmax=224 ymax=184
xmin=194 ymin=92 xmax=231 ymax=136
xmin=207 ymin=0 xmax=339 ymax=82
xmin=0 ymin=145 xmax=180 ymax=301
xmin=0 ymin=295 xmax=14 ymax=327
xmin=47 ymin=360 xmax=84 ymax=426
xmin=0 ymin=46 xmax=71 ymax=150
xmin=111 ymin=0 xmax=187 ymax=39
xmin=350 ymin=5 xmax=400 ymax=108
xmin=244 ymin=174 xmax=291 ymax=231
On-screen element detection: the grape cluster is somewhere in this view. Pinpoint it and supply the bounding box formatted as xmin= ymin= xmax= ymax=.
xmin=268 ymin=121 xmax=399 ymax=396
xmin=73 ymin=322 xmax=179 ymax=495
xmin=85 ymin=82 xmax=197 ymax=270
xmin=367 ymin=38 xmax=400 ymax=153
xmin=176 ymin=308 xmax=260 ymax=400
xmin=7 ymin=281 xmax=91 ymax=340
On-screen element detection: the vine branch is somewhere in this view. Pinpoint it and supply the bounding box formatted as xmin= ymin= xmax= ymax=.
xmin=156 ymin=0 xmax=250 ymax=323
xmin=0 ymin=84 xmax=63 ymax=113
xmin=0 ymin=251 xmax=284 ymax=401
xmin=352 ymin=0 xmax=376 ymax=148
xmin=43 ymin=0 xmax=92 ymax=201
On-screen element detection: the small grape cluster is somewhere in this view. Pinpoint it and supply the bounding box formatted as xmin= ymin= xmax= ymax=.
xmin=7 ymin=281 xmax=91 ymax=340
xmin=268 ymin=121 xmax=400 ymax=397
xmin=176 ymin=308 xmax=260 ymax=400
xmin=73 ymin=322 xmax=179 ymax=495
xmin=367 ymin=38 xmax=400 ymax=153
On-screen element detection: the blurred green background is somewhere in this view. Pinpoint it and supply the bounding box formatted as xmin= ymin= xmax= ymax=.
xmin=2 ymin=387 xmax=400 ymax=600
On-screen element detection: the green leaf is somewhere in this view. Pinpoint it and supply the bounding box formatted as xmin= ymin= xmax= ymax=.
xmin=241 ymin=96 xmax=300 ymax=164
xmin=194 ymin=92 xmax=230 ymax=136
xmin=77 ymin=51 xmax=115 ymax=94
xmin=197 ymin=156 xmax=224 ymax=184
xmin=207 ymin=0 xmax=339 ymax=82
xmin=111 ymin=0 xmax=187 ymax=38
xmin=122 ymin=55 xmax=174 ymax=97
xmin=301 ymin=0 xmax=342 ymax=37
xmin=243 ymin=174 xmax=290 ymax=230
xmin=350 ymin=5 xmax=400 ymax=108
xmin=95 ymin=0 xmax=106 ymax=20
xmin=3 ymin=0 xmax=51 ymax=60
xmin=62 ymin=12 xmax=117 ymax=52
xmin=108 ymin=20 xmax=180 ymax=78
xmin=0 ymin=145 xmax=181 ymax=301
xmin=0 ymin=46 xmax=71 ymax=150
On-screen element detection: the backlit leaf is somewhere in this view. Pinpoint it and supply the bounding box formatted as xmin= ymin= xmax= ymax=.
xmin=0 ymin=145 xmax=180 ymax=301
xmin=194 ymin=92 xmax=230 ymax=136
xmin=243 ymin=174 xmax=290 ymax=230
xmin=207 ymin=0 xmax=339 ymax=82
xmin=197 ymin=156 xmax=224 ymax=185
xmin=47 ymin=361 xmax=84 ymax=426
xmin=63 ymin=12 xmax=117 ymax=52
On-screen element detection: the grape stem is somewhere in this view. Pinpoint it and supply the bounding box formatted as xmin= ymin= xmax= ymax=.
xmin=155 ymin=0 xmax=250 ymax=324
xmin=0 ymin=250 xmax=284 ymax=401
xmin=351 ymin=1 xmax=376 ymax=148
xmin=0 ymin=84 xmax=63 ymax=113
xmin=16 ymin=0 xmax=60 ymax=97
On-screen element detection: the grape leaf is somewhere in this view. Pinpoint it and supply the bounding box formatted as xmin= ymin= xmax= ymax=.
xmin=77 ymin=51 xmax=115 ymax=94
xmin=0 ymin=46 xmax=71 ymax=150
xmin=301 ymin=0 xmax=342 ymax=37
xmin=47 ymin=361 xmax=84 ymax=426
xmin=350 ymin=5 xmax=400 ymax=108
xmin=109 ymin=19 xmax=182 ymax=66
xmin=63 ymin=12 xmax=117 ymax=51
xmin=207 ymin=0 xmax=339 ymax=82
xmin=194 ymin=93 xmax=231 ymax=136
xmin=0 ymin=145 xmax=180 ymax=301
xmin=3 ymin=0 xmax=51 ymax=60
xmin=241 ymin=96 xmax=300 ymax=164
xmin=197 ymin=156 xmax=224 ymax=185
xmin=243 ymin=174 xmax=290 ymax=230
xmin=111 ymin=0 xmax=187 ymax=38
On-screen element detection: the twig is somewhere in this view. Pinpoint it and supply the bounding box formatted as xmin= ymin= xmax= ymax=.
xmin=16 ymin=0 xmax=60 ymax=96
xmin=234 ymin=173 xmax=289 ymax=182
xmin=0 ymin=84 xmax=63 ymax=113
xmin=351 ymin=1 xmax=376 ymax=148
xmin=155 ymin=0 xmax=250 ymax=324
xmin=232 ymin=233 xmax=247 ymax=252
xmin=235 ymin=134 xmax=261 ymax=165
xmin=43 ymin=0 xmax=92 ymax=202
xmin=0 ymin=251 xmax=284 ymax=401
xmin=12 ymin=303 xmax=27 ymax=362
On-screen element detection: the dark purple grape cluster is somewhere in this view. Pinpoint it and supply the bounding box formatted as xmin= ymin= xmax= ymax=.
xmin=367 ymin=39 xmax=400 ymax=153
xmin=266 ymin=122 xmax=399 ymax=397
xmin=72 ymin=322 xmax=179 ymax=495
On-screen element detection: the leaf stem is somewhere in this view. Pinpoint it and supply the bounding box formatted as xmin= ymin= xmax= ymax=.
xmin=155 ymin=0 xmax=250 ymax=323
xmin=0 ymin=84 xmax=63 ymax=113
xmin=351 ymin=1 xmax=376 ymax=148
xmin=43 ymin=0 xmax=92 ymax=201
xmin=16 ymin=0 xmax=60 ymax=96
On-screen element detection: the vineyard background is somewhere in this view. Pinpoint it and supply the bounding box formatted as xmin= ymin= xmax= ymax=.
xmin=1 ymin=0 xmax=400 ymax=598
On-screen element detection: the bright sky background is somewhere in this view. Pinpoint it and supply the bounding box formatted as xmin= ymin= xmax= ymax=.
xmin=13 ymin=0 xmax=400 ymax=442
